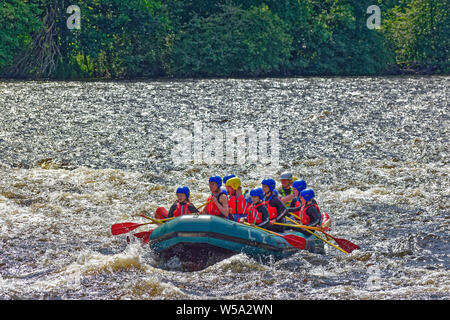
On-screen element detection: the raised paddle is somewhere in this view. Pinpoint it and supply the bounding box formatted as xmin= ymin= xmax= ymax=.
xmin=111 ymin=221 xmax=155 ymax=235
xmin=243 ymin=222 xmax=306 ymax=250
xmin=286 ymin=213 xmax=360 ymax=253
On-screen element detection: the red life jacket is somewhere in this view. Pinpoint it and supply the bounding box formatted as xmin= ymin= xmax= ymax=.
xmin=300 ymin=203 xmax=322 ymax=226
xmin=172 ymin=202 xmax=193 ymax=217
xmin=228 ymin=194 xmax=249 ymax=215
xmin=264 ymin=195 xmax=278 ymax=220
xmin=206 ymin=192 xmax=227 ymax=217
xmin=247 ymin=202 xmax=265 ymax=224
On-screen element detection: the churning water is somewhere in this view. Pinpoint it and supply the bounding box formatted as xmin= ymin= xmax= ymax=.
xmin=0 ymin=76 xmax=448 ymax=299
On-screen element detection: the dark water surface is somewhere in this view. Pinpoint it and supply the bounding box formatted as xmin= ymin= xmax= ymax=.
xmin=0 ymin=76 xmax=448 ymax=299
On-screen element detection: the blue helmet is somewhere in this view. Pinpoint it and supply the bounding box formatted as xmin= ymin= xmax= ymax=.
xmin=293 ymin=180 xmax=307 ymax=193
xmin=300 ymin=189 xmax=315 ymax=202
xmin=261 ymin=178 xmax=276 ymax=191
xmin=209 ymin=176 xmax=222 ymax=188
xmin=176 ymin=186 xmax=190 ymax=200
xmin=250 ymin=187 xmax=264 ymax=200
xmin=223 ymin=174 xmax=236 ymax=184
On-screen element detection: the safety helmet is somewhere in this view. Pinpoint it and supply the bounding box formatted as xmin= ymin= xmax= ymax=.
xmin=261 ymin=178 xmax=276 ymax=191
xmin=300 ymin=189 xmax=315 ymax=202
xmin=221 ymin=188 xmax=228 ymax=196
xmin=223 ymin=174 xmax=236 ymax=184
xmin=292 ymin=180 xmax=307 ymax=193
xmin=209 ymin=176 xmax=222 ymax=188
xmin=225 ymin=177 xmax=241 ymax=190
xmin=176 ymin=186 xmax=190 ymax=200
xmin=250 ymin=187 xmax=264 ymax=200
xmin=280 ymin=171 xmax=293 ymax=180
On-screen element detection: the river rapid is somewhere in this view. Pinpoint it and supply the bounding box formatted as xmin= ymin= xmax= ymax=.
xmin=0 ymin=76 xmax=448 ymax=300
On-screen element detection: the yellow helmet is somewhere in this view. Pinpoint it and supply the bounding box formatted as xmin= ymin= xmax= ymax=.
xmin=225 ymin=177 xmax=241 ymax=190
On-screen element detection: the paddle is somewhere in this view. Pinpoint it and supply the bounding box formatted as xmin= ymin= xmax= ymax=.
xmin=243 ymin=222 xmax=306 ymax=250
xmin=276 ymin=218 xmax=349 ymax=254
xmin=111 ymin=221 xmax=155 ymax=235
xmin=140 ymin=213 xmax=175 ymax=224
xmin=133 ymin=230 xmax=153 ymax=245
xmin=286 ymin=213 xmax=360 ymax=253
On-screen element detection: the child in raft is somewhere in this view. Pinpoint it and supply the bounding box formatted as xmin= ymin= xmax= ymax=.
xmin=239 ymin=188 xmax=270 ymax=229
xmin=155 ymin=186 xmax=199 ymax=219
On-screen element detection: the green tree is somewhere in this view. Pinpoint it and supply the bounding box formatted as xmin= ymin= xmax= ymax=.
xmin=65 ymin=0 xmax=172 ymax=78
xmin=383 ymin=0 xmax=449 ymax=73
xmin=0 ymin=0 xmax=41 ymax=75
xmin=170 ymin=4 xmax=292 ymax=77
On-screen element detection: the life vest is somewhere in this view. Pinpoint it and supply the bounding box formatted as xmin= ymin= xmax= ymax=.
xmin=247 ymin=202 xmax=265 ymax=225
xmin=172 ymin=202 xmax=193 ymax=217
xmin=206 ymin=191 xmax=227 ymax=217
xmin=264 ymin=194 xmax=278 ymax=220
xmin=279 ymin=187 xmax=294 ymax=206
xmin=300 ymin=203 xmax=322 ymax=226
xmin=321 ymin=211 xmax=331 ymax=231
xmin=228 ymin=194 xmax=249 ymax=215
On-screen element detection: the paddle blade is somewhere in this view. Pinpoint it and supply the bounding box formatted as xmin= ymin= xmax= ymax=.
xmin=133 ymin=230 xmax=153 ymax=245
xmin=283 ymin=234 xmax=307 ymax=250
xmin=111 ymin=222 xmax=142 ymax=235
xmin=326 ymin=234 xmax=360 ymax=253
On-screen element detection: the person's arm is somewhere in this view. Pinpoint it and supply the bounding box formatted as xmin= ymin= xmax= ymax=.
xmin=188 ymin=203 xmax=199 ymax=213
xmin=212 ymin=193 xmax=230 ymax=217
xmin=255 ymin=205 xmax=270 ymax=228
xmin=167 ymin=202 xmax=178 ymax=218
xmin=280 ymin=193 xmax=295 ymax=204
xmin=306 ymin=206 xmax=321 ymax=227
xmin=286 ymin=198 xmax=301 ymax=213
xmin=271 ymin=197 xmax=287 ymax=221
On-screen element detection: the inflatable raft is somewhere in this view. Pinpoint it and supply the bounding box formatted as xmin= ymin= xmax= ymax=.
xmin=149 ymin=215 xmax=324 ymax=268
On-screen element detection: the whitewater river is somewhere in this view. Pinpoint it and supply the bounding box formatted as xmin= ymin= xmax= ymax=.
xmin=0 ymin=76 xmax=448 ymax=300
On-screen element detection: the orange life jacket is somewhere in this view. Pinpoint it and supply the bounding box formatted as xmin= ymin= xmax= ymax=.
xmin=228 ymin=194 xmax=249 ymax=215
xmin=247 ymin=202 xmax=265 ymax=225
xmin=206 ymin=192 xmax=227 ymax=217
xmin=264 ymin=195 xmax=278 ymax=220
xmin=173 ymin=202 xmax=193 ymax=217
xmin=300 ymin=203 xmax=322 ymax=226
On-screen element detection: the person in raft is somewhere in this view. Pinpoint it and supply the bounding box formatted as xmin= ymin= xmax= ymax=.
xmin=239 ymin=187 xmax=270 ymax=228
xmin=225 ymin=177 xmax=250 ymax=222
xmin=201 ymin=176 xmax=230 ymax=219
xmin=278 ymin=171 xmax=296 ymax=207
xmin=289 ymin=188 xmax=322 ymax=235
xmin=261 ymin=178 xmax=287 ymax=232
xmin=155 ymin=186 xmax=199 ymax=219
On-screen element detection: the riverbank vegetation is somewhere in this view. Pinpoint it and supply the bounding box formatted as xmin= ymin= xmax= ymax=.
xmin=0 ymin=0 xmax=448 ymax=79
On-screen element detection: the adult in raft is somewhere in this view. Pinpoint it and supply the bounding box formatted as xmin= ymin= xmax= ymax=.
xmin=278 ymin=171 xmax=296 ymax=207
xmin=225 ymin=176 xmax=250 ymax=222
xmin=156 ymin=186 xmax=199 ymax=219
xmin=201 ymin=176 xmax=230 ymax=219
xmin=239 ymin=187 xmax=270 ymax=228
xmin=261 ymin=178 xmax=287 ymax=232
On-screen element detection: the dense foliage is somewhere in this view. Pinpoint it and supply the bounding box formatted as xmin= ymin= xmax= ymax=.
xmin=0 ymin=0 xmax=448 ymax=78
